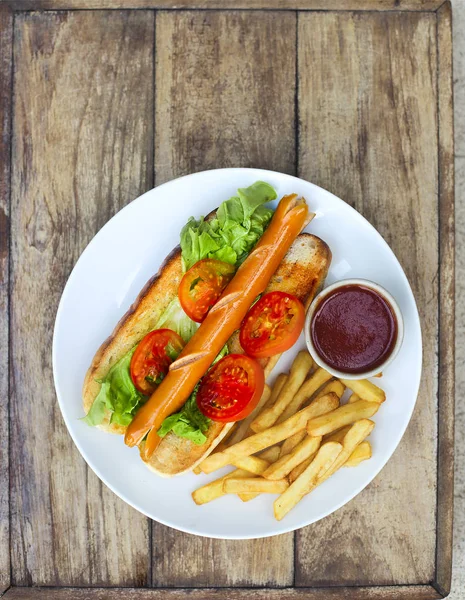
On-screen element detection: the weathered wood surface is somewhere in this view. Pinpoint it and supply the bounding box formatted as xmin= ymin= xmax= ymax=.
xmin=0 ymin=2 xmax=454 ymax=597
xmin=436 ymin=2 xmax=455 ymax=596
xmin=0 ymin=0 xmax=449 ymax=12
xmin=154 ymin=10 xmax=297 ymax=186
xmin=152 ymin=10 xmax=295 ymax=587
xmin=296 ymin=11 xmax=439 ymax=586
xmin=1 ymin=585 xmax=443 ymax=600
xmin=0 ymin=4 xmax=13 ymax=595
xmin=9 ymin=11 xmax=154 ymax=586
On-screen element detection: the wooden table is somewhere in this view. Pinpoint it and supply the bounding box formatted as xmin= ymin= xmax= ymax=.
xmin=0 ymin=0 xmax=455 ymax=598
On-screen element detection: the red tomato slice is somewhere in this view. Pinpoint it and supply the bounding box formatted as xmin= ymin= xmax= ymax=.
xmin=178 ymin=259 xmax=235 ymax=323
xmin=196 ymin=354 xmax=265 ymax=422
xmin=130 ymin=329 xmax=184 ymax=395
xmin=240 ymin=291 xmax=305 ymax=358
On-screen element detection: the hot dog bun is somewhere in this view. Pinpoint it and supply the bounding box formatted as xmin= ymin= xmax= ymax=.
xmin=142 ymin=233 xmax=332 ymax=477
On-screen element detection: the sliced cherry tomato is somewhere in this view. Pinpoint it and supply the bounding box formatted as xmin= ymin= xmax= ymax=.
xmin=130 ymin=329 xmax=184 ymax=395
xmin=240 ymin=291 xmax=305 ymax=358
xmin=178 ymin=259 xmax=235 ymax=323
xmin=196 ymin=354 xmax=265 ymax=422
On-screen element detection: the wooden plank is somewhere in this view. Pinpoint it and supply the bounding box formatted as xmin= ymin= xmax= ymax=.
xmin=296 ymin=11 xmax=439 ymax=586
xmin=9 ymin=11 xmax=154 ymax=586
xmin=0 ymin=4 xmax=13 ymax=595
xmin=154 ymin=10 xmax=296 ymax=185
xmin=2 ymin=0 xmax=447 ymax=12
xmin=434 ymin=2 xmax=454 ymax=597
xmin=152 ymin=10 xmax=296 ymax=587
xmin=1 ymin=585 xmax=442 ymax=600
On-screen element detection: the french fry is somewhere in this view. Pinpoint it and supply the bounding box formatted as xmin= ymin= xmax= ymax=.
xmin=263 ymin=436 xmax=322 ymax=480
xmin=259 ymin=446 xmax=281 ymax=463
xmin=374 ymin=372 xmax=383 ymax=378
xmin=192 ymin=469 xmax=250 ymax=505
xmin=269 ymin=373 xmax=289 ymax=404
xmin=278 ymin=367 xmax=333 ymax=424
xmin=193 ymin=466 xmax=202 ymax=475
xmin=279 ymin=380 xmax=345 ymax=458
xmin=238 ymin=492 xmax=258 ymax=502
xmin=215 ymin=384 xmax=272 ymax=452
xmin=315 ymin=419 xmax=375 ymax=485
xmin=345 ymin=441 xmax=372 ymax=467
xmin=323 ymin=425 xmax=352 ymax=444
xmin=288 ymin=455 xmax=315 ymax=483
xmin=193 ymin=447 xmax=281 ymax=505
xmin=289 ymin=438 xmax=372 ymax=483
xmin=306 ymin=400 xmax=379 ymax=437
xmin=251 ymin=352 xmax=313 ymax=432
xmin=348 ymin=393 xmax=360 ymax=404
xmin=232 ymin=455 xmax=271 ymax=475
xmin=238 ymin=493 xmax=255 ymax=502
xmin=224 ymin=477 xmax=289 ymax=494
xmin=199 ymin=393 xmax=339 ymax=474
xmin=238 ymin=446 xmax=282 ymax=501
xmin=340 ymin=378 xmax=386 ymax=403
xmin=264 ymin=354 xmax=282 ymax=379
xmin=274 ymin=442 xmax=342 ymax=520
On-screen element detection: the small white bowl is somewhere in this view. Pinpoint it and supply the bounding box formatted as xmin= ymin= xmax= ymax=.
xmin=305 ymin=278 xmax=404 ymax=380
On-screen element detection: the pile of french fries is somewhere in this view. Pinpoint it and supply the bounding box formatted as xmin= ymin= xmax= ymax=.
xmin=192 ymin=351 xmax=386 ymax=520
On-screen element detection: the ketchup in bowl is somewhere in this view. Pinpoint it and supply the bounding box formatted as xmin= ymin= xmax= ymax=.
xmin=310 ymin=283 xmax=398 ymax=376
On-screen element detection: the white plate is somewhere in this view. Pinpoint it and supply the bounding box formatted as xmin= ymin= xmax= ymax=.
xmin=53 ymin=168 xmax=422 ymax=539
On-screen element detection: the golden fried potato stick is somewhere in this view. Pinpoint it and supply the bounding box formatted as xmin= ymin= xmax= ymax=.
xmin=278 ymin=367 xmax=333 ymax=424
xmin=274 ymin=442 xmax=342 ymax=520
xmin=314 ymin=419 xmax=375 ymax=486
xmin=251 ymin=352 xmax=313 ymax=432
xmin=200 ymin=393 xmax=339 ymax=474
xmin=348 ymin=393 xmax=360 ymax=404
xmin=306 ymin=400 xmax=379 ymax=437
xmin=224 ymin=478 xmax=289 ymax=494
xmin=340 ymin=379 xmax=385 ymax=403
xmin=288 ymin=456 xmax=314 ymax=483
xmin=238 ymin=446 xmax=282 ymax=501
xmin=280 ymin=379 xmax=345 ymax=458
xmin=192 ymin=469 xmax=250 ymax=505
xmin=263 ymin=436 xmax=322 ymax=480
xmin=344 ymin=441 xmax=372 ymax=467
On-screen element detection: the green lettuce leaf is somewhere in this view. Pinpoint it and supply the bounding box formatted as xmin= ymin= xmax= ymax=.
xmin=212 ymin=344 xmax=228 ymax=364
xmin=154 ymin=297 xmax=198 ymax=342
xmin=83 ymin=351 xmax=144 ymax=427
xmin=180 ymin=181 xmax=276 ymax=271
xmin=157 ymin=387 xmax=210 ymax=445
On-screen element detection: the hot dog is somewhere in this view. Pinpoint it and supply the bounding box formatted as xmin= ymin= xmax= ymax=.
xmin=124 ymin=194 xmax=312 ymax=459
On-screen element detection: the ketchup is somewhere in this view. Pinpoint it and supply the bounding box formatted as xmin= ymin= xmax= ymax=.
xmin=310 ymin=284 xmax=397 ymax=375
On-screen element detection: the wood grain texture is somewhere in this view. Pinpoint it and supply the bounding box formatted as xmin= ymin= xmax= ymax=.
xmin=9 ymin=11 xmax=154 ymax=586
xmin=154 ymin=10 xmax=296 ymax=185
xmin=0 ymin=4 xmax=12 ymax=595
xmin=1 ymin=585 xmax=443 ymax=600
xmin=296 ymin=11 xmax=439 ymax=586
xmin=0 ymin=0 xmax=448 ymax=12
xmin=435 ymin=2 xmax=455 ymax=596
xmin=152 ymin=10 xmax=296 ymax=587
